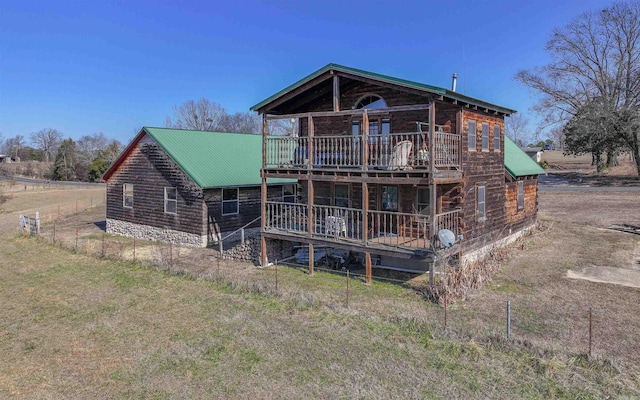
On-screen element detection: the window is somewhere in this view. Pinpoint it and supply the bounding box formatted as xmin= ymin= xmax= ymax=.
xmin=354 ymin=94 xmax=387 ymax=110
xmin=517 ymin=181 xmax=524 ymax=211
xmin=164 ymin=187 xmax=177 ymax=214
xmin=334 ymin=184 xmax=350 ymax=208
xmin=477 ymin=185 xmax=486 ymax=220
xmin=416 ymin=187 xmax=430 ymax=217
xmin=222 ymin=188 xmax=239 ymax=215
xmin=482 ymin=122 xmax=489 ymax=151
xmin=494 ymin=124 xmax=501 ymax=151
xmin=381 ymin=186 xmax=398 ymax=212
xmin=468 ymin=120 xmax=477 ymax=151
xmin=123 ymin=184 xmax=133 ymax=208
xmin=283 ymin=184 xmax=296 ymax=203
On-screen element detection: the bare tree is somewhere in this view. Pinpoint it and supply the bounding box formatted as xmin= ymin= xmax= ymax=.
xmin=165 ymin=99 xmax=226 ymax=131
xmin=2 ymin=135 xmax=26 ymax=159
xmin=218 ymin=112 xmax=261 ymax=134
xmin=505 ymin=113 xmax=529 ymax=147
xmin=31 ymin=128 xmax=63 ymax=162
xmin=516 ymin=1 xmax=640 ymax=175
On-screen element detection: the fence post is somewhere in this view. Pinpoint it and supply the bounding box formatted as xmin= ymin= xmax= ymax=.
xmin=589 ymin=307 xmax=593 ymax=358
xmin=346 ymin=269 xmax=350 ymax=308
xmin=241 ymin=228 xmax=245 ymax=245
xmin=219 ymin=240 xmax=223 ymax=257
xmin=36 ymin=212 xmax=40 ymax=235
xmin=506 ymin=299 xmax=511 ymax=339
xmin=444 ymin=292 xmax=448 ymax=329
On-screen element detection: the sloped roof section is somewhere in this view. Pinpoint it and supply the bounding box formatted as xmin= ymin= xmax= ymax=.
xmin=504 ymin=136 xmax=546 ymax=178
xmin=250 ymin=63 xmax=516 ymax=115
xmin=102 ymin=127 xmax=292 ymax=188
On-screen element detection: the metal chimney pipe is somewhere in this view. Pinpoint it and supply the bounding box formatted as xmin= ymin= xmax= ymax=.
xmin=452 ymin=73 xmax=458 ymax=92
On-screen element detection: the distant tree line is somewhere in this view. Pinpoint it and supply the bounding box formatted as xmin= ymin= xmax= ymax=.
xmin=0 ymin=129 xmax=123 ymax=182
xmin=516 ymin=1 xmax=640 ymax=175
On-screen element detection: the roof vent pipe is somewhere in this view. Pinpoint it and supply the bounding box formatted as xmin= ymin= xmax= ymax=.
xmin=451 ymin=73 xmax=458 ymax=92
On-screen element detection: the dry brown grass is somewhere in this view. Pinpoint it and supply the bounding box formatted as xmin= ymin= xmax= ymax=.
xmin=1 ymin=182 xmax=640 ymax=398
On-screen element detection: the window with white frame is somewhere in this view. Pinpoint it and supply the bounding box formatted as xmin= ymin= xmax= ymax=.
xmin=164 ymin=187 xmax=177 ymax=214
xmin=477 ymin=184 xmax=486 ymax=220
xmin=468 ymin=120 xmax=477 ymax=151
xmin=517 ymin=181 xmax=524 ymax=211
xmin=334 ymin=183 xmax=350 ymax=208
xmin=123 ymin=183 xmax=133 ymax=208
xmin=482 ymin=122 xmax=489 ymax=151
xmin=222 ymin=188 xmax=239 ymax=215
xmin=494 ymin=124 xmax=501 ymax=151
xmin=283 ymin=184 xmax=296 ymax=203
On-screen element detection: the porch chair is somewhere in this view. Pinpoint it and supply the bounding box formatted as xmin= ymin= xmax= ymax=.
xmin=387 ymin=140 xmax=413 ymax=170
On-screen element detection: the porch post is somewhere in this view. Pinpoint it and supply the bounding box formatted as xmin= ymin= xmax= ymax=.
xmin=260 ymin=113 xmax=268 ymax=267
xmin=429 ymin=103 xmax=437 ymax=286
xmin=362 ymin=110 xmax=369 ymax=170
xmin=307 ymin=113 xmax=315 ymax=276
xmin=362 ymin=182 xmax=371 ymax=284
xmin=332 ymin=74 xmax=340 ymax=112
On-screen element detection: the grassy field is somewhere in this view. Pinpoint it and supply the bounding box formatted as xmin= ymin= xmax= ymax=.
xmin=1 ymin=181 xmax=639 ymax=398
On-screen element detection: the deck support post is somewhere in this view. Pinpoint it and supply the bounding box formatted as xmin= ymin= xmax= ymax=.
xmin=307 ymin=113 xmax=315 ymax=276
xmin=365 ymin=252 xmax=372 ymax=285
xmin=260 ymin=113 xmax=268 ymax=268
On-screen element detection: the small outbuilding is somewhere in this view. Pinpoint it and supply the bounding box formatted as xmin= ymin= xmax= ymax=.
xmin=102 ymin=127 xmax=295 ymax=247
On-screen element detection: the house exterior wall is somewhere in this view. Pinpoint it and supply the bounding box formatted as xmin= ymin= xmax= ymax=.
xmin=105 ymin=141 xmax=207 ymax=246
xmin=205 ymin=185 xmax=286 ymax=242
xmin=458 ymin=109 xmax=509 ymax=253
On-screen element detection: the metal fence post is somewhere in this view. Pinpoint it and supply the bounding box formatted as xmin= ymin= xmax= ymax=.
xmin=506 ymin=299 xmax=511 ymax=339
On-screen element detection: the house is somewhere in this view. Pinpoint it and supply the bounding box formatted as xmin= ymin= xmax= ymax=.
xmin=522 ymin=147 xmax=544 ymax=163
xmin=252 ymin=63 xmax=545 ymax=282
xmin=102 ymin=127 xmax=295 ymax=247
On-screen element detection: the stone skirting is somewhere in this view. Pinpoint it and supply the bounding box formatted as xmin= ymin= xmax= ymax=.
xmin=460 ymin=223 xmax=537 ymax=267
xmin=106 ymin=219 xmax=207 ymax=247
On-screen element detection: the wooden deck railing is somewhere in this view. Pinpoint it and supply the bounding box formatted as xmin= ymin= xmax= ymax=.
xmin=264 ymin=131 xmax=460 ymax=170
xmin=264 ymin=201 xmax=461 ymax=251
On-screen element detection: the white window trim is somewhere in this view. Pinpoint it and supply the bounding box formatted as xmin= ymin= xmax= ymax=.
xmin=481 ymin=122 xmax=489 ymax=151
xmin=468 ymin=120 xmax=477 ymax=151
xmin=517 ymin=181 xmax=524 ymax=211
xmin=477 ymin=184 xmax=486 ymax=220
xmin=222 ymin=187 xmax=239 ymax=216
xmin=123 ymin=183 xmax=133 ymax=208
xmin=164 ymin=187 xmax=177 ymax=215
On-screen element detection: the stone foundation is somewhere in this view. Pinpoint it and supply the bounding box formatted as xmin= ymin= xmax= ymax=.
xmin=221 ymin=236 xmax=295 ymax=265
xmin=460 ymin=223 xmax=537 ymax=267
xmin=106 ymin=219 xmax=207 ymax=247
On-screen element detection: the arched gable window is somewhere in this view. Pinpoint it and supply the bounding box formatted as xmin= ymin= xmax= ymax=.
xmin=354 ymin=94 xmax=387 ymax=110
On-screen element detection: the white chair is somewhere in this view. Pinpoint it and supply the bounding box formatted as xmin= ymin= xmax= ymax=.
xmin=325 ymin=216 xmax=347 ymax=238
xmin=387 ymin=140 xmax=413 ymax=170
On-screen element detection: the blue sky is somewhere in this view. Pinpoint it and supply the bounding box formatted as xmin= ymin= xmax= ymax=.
xmin=0 ymin=0 xmax=615 ymax=144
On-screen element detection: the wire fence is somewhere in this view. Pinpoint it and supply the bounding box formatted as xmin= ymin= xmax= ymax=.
xmin=18 ymin=201 xmax=639 ymax=366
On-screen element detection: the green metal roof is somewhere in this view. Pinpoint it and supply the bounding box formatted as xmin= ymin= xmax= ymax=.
xmin=504 ymin=136 xmax=546 ymax=178
xmin=104 ymin=127 xmax=293 ymax=188
xmin=250 ymin=63 xmax=516 ymax=115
